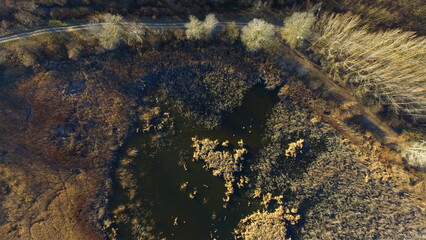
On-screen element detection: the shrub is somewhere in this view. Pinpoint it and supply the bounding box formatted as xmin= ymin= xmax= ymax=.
xmin=145 ymin=28 xmax=174 ymax=48
xmin=50 ymin=7 xmax=71 ymax=19
xmin=66 ymin=42 xmax=83 ymax=60
xmin=220 ymin=21 xmax=240 ymax=43
xmin=281 ymin=11 xmax=316 ymax=48
xmin=185 ymin=13 xmax=218 ymax=40
xmin=204 ymin=13 xmax=219 ymax=36
xmin=89 ymin=14 xmax=124 ymax=50
xmin=13 ymin=11 xmax=42 ymax=26
xmin=125 ymin=22 xmax=146 ymax=46
xmin=37 ymin=0 xmax=68 ymax=6
xmin=241 ymin=18 xmax=276 ymax=52
xmin=401 ymin=141 xmax=426 ymax=169
xmin=6 ymin=39 xmax=44 ymax=66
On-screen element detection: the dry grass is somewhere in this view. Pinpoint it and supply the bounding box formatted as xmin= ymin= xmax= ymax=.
xmin=285 ymin=139 xmax=305 ymax=158
xmin=234 ymin=206 xmax=300 ymax=240
xmin=312 ymin=13 xmax=426 ymax=121
xmin=192 ymin=137 xmax=247 ymax=204
xmin=340 ymin=0 xmax=426 ymax=35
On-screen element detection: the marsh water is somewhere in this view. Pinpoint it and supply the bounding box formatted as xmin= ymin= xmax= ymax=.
xmin=112 ymin=86 xmax=279 ymax=240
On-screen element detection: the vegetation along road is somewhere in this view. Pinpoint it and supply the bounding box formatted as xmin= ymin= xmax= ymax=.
xmin=0 ymin=22 xmax=249 ymax=44
xmin=0 ymin=20 xmax=400 ymax=144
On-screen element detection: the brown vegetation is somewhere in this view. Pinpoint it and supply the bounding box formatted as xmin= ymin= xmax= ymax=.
xmin=270 ymin=80 xmax=426 ymax=239
xmin=312 ymin=13 xmax=426 ymax=121
xmin=0 ymin=33 xmax=286 ymax=239
xmin=112 ymin=155 xmax=157 ymax=240
xmin=0 ymin=43 xmax=147 ymax=239
xmin=192 ymin=137 xmax=247 ymax=204
xmin=284 ymin=139 xmax=305 ymax=158
xmin=1 ymin=5 xmax=425 ymax=239
xmin=336 ymin=0 xmax=426 ymax=35
xmin=234 ymin=206 xmax=300 ymax=240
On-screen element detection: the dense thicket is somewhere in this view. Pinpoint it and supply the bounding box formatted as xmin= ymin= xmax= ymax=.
xmin=0 ymin=0 xmax=315 ymax=17
xmin=252 ymin=92 xmax=426 ymax=239
xmin=312 ymin=13 xmax=426 ymax=121
xmin=332 ymin=0 xmax=426 ymax=35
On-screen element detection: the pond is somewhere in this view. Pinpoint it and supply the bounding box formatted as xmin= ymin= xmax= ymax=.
xmin=111 ymin=86 xmax=279 ymax=240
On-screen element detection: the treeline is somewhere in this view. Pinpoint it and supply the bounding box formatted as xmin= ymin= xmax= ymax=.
xmin=0 ymin=0 xmax=316 ymax=20
xmin=331 ymin=0 xmax=426 ymax=35
xmin=0 ymin=0 xmax=318 ymax=36
xmin=2 ymin=0 xmax=425 ymax=36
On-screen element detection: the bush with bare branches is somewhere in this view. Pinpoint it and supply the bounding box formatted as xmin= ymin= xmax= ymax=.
xmin=281 ymin=11 xmax=316 ymax=48
xmin=185 ymin=14 xmax=218 ymax=40
xmin=220 ymin=21 xmax=240 ymax=43
xmin=89 ymin=14 xmax=124 ymax=50
xmin=312 ymin=13 xmax=426 ymax=120
xmin=241 ymin=18 xmax=276 ymax=52
xmin=124 ymin=22 xmax=146 ymax=46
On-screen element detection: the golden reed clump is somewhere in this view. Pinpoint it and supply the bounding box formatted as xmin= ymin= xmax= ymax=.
xmin=234 ymin=206 xmax=300 ymax=240
xmin=192 ymin=137 xmax=248 ymax=205
xmin=312 ymin=13 xmax=426 ymax=120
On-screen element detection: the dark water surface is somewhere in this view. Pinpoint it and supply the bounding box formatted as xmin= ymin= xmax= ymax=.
xmin=112 ymin=86 xmax=279 ymax=240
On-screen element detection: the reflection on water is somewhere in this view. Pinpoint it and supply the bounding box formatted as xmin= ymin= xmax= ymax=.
xmin=112 ymin=86 xmax=278 ymax=240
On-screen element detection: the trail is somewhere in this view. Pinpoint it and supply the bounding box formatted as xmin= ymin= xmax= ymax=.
xmin=284 ymin=46 xmax=401 ymax=144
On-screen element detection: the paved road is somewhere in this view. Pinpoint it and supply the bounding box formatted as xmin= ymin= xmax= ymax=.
xmin=0 ymin=22 xmax=246 ymax=44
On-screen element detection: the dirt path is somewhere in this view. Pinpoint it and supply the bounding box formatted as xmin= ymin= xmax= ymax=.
xmin=283 ymin=46 xmax=401 ymax=144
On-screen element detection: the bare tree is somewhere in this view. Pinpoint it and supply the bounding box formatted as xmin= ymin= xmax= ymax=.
xmin=204 ymin=13 xmax=219 ymax=37
xmin=281 ymin=11 xmax=316 ymax=48
xmin=241 ymin=18 xmax=276 ymax=52
xmin=124 ymin=22 xmax=146 ymax=46
xmin=185 ymin=13 xmax=218 ymax=40
xmin=89 ymin=14 xmax=124 ymax=50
